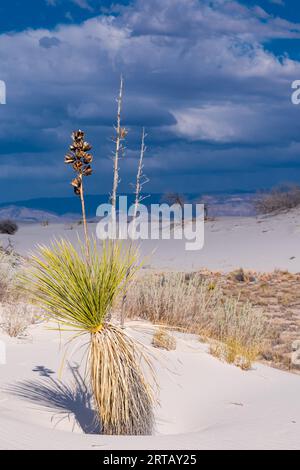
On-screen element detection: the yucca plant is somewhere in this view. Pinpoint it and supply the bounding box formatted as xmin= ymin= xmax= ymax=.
xmin=24 ymin=126 xmax=155 ymax=435
xmin=25 ymin=239 xmax=155 ymax=435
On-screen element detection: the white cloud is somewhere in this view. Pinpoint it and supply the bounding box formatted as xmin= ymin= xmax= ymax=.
xmin=269 ymin=0 xmax=285 ymax=6
xmin=46 ymin=0 xmax=94 ymax=11
xmin=171 ymin=105 xmax=252 ymax=142
xmin=0 ymin=1 xmax=298 ymax=141
xmin=71 ymin=0 xmax=93 ymax=11
xmin=1 ymin=0 xmax=300 ymax=197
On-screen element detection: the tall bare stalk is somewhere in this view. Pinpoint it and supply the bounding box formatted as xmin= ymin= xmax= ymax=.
xmin=79 ymin=176 xmax=89 ymax=252
xmin=133 ymin=127 xmax=149 ymax=219
xmin=111 ymin=76 xmax=126 ymax=215
xmin=120 ymin=128 xmax=149 ymax=328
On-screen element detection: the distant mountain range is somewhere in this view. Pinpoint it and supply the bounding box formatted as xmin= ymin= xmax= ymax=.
xmin=0 ymin=205 xmax=64 ymax=223
xmin=0 ymin=192 xmax=258 ymax=222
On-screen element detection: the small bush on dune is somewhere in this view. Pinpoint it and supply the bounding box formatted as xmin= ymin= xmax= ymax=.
xmin=0 ymin=220 xmax=18 ymax=235
xmin=0 ymin=247 xmax=37 ymax=337
xmin=255 ymin=184 xmax=300 ymax=215
xmin=0 ymin=246 xmax=23 ymax=302
xmin=25 ymin=239 xmax=155 ymax=435
xmin=0 ymin=302 xmax=39 ymax=337
xmin=208 ymin=297 xmax=266 ymax=369
xmin=0 ymin=258 xmax=15 ymax=302
xmin=152 ymin=328 xmax=176 ymax=351
xmin=125 ymin=273 xmax=267 ymax=369
xmin=125 ymin=272 xmax=222 ymax=332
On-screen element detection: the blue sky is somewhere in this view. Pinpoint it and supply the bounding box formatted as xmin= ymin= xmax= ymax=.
xmin=1 ymin=0 xmax=300 ymax=202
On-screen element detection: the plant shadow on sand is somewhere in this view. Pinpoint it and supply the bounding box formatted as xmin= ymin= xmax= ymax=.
xmin=5 ymin=364 xmax=101 ymax=434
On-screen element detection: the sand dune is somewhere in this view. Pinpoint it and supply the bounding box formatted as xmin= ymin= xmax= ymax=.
xmin=0 ymin=322 xmax=300 ymax=450
xmin=2 ymin=208 xmax=300 ymax=272
xmin=1 ymin=211 xmax=300 ymax=450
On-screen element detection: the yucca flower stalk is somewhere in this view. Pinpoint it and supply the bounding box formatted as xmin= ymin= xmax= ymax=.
xmin=120 ymin=127 xmax=149 ymax=327
xmin=111 ymin=76 xmax=127 ymax=216
xmin=25 ymin=239 xmax=155 ymax=435
xmin=65 ymin=129 xmax=93 ymax=253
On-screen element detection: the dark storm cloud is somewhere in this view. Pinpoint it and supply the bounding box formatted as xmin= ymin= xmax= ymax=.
xmin=1 ymin=0 xmax=300 ymax=201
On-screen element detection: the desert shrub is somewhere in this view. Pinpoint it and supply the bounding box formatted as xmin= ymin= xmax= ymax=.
xmin=0 ymin=256 xmax=15 ymax=301
xmin=0 ymin=220 xmax=18 ymax=235
xmin=0 ymin=302 xmax=39 ymax=337
xmin=0 ymin=247 xmax=36 ymax=336
xmin=125 ymin=272 xmax=222 ymax=332
xmin=210 ymin=339 xmax=258 ymax=370
xmin=255 ymin=184 xmax=300 ymax=214
xmin=125 ymin=272 xmax=267 ymax=369
xmin=208 ymin=297 xmax=266 ymax=369
xmin=152 ymin=328 xmax=176 ymax=351
xmin=25 ymin=239 xmax=155 ymax=435
xmin=0 ymin=246 xmax=23 ymax=302
xmin=209 ymin=297 xmax=265 ymax=344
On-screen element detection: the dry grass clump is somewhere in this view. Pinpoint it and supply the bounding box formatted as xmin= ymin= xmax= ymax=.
xmin=255 ymin=184 xmax=300 ymax=215
xmin=125 ymin=272 xmax=267 ymax=369
xmin=0 ymin=246 xmax=38 ymax=337
xmin=0 ymin=302 xmax=39 ymax=337
xmin=210 ymin=339 xmax=258 ymax=371
xmin=125 ymin=272 xmax=222 ymax=332
xmin=0 ymin=246 xmax=22 ymax=301
xmin=152 ymin=328 xmax=176 ymax=351
xmin=199 ymin=268 xmax=300 ymax=372
xmin=208 ymin=297 xmax=265 ymax=346
xmin=208 ymin=298 xmax=266 ymax=369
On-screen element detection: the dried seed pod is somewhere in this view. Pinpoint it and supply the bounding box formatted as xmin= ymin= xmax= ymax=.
xmin=76 ymin=150 xmax=85 ymax=158
xmin=83 ymin=142 xmax=92 ymax=151
xmin=72 ymin=130 xmax=84 ymax=141
xmin=83 ymin=165 xmax=92 ymax=176
xmin=73 ymin=160 xmax=83 ymax=171
xmin=64 ymin=154 xmax=75 ymax=164
xmin=71 ymin=177 xmax=81 ymax=189
xmin=83 ymin=153 xmax=93 ymax=164
xmin=65 ymin=129 xmax=93 ymax=196
xmin=120 ymin=128 xmax=128 ymax=139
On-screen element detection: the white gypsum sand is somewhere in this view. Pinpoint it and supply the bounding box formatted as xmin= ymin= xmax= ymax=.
xmin=3 ymin=208 xmax=300 ymax=272
xmin=1 ymin=211 xmax=300 ymax=450
xmin=0 ymin=322 xmax=300 ymax=450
